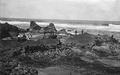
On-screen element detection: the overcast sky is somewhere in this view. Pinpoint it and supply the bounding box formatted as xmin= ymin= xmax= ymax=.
xmin=0 ymin=0 xmax=120 ymax=21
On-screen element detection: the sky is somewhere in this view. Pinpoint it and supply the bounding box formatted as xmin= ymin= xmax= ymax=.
xmin=0 ymin=0 xmax=120 ymax=21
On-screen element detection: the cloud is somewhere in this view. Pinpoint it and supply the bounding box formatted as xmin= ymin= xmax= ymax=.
xmin=65 ymin=0 xmax=101 ymax=3
xmin=0 ymin=0 xmax=119 ymax=21
xmin=65 ymin=0 xmax=115 ymax=3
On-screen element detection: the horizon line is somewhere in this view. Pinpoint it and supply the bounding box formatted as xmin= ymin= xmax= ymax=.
xmin=0 ymin=17 xmax=120 ymax=21
xmin=0 ymin=17 xmax=120 ymax=25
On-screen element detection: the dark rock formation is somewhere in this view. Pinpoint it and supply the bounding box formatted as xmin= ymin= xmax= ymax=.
xmin=30 ymin=21 xmax=41 ymax=30
xmin=44 ymin=23 xmax=57 ymax=34
xmin=43 ymin=23 xmax=57 ymax=39
xmin=0 ymin=22 xmax=20 ymax=39
xmin=29 ymin=22 xmax=57 ymax=33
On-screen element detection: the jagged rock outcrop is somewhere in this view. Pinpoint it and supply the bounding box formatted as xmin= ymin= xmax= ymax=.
xmin=42 ymin=23 xmax=57 ymax=39
xmin=29 ymin=22 xmax=57 ymax=38
xmin=29 ymin=21 xmax=41 ymax=31
xmin=29 ymin=22 xmax=57 ymax=33
xmin=44 ymin=23 xmax=57 ymax=34
xmin=0 ymin=22 xmax=20 ymax=39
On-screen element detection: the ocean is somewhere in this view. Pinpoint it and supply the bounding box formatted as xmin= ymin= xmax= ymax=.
xmin=1 ymin=20 xmax=120 ymax=32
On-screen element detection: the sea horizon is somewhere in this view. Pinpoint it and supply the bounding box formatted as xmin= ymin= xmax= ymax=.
xmin=1 ymin=17 xmax=120 ymax=32
xmin=0 ymin=17 xmax=120 ymax=25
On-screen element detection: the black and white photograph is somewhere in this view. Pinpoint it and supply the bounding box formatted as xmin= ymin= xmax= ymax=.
xmin=0 ymin=0 xmax=120 ymax=75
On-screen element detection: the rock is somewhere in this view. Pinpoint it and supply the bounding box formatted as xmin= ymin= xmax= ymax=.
xmin=30 ymin=21 xmax=41 ymax=31
xmin=0 ymin=22 xmax=20 ymax=39
xmin=58 ymin=29 xmax=68 ymax=35
xmin=44 ymin=23 xmax=57 ymax=34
